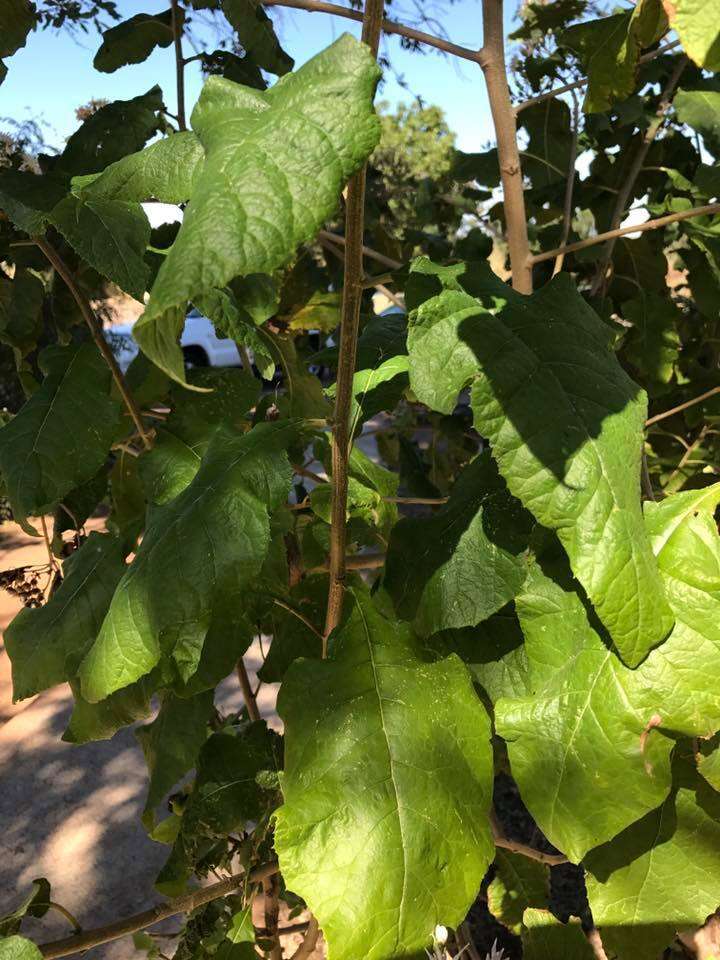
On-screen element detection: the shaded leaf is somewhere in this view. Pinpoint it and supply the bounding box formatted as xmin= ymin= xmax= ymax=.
xmin=63 ymin=672 xmax=156 ymax=744
xmin=0 ymin=342 xmax=120 ymax=526
xmin=622 ymin=292 xmax=681 ymax=385
xmin=487 ymin=852 xmax=548 ymax=935
xmin=0 ymin=170 xmax=67 ymax=235
xmin=94 ymin=10 xmax=178 ymax=73
xmin=0 ymin=270 xmax=44 ymax=359
xmin=0 ymin=880 xmax=51 ymax=937
xmin=520 ymin=909 xmax=594 ymax=960
xmin=275 ymin=588 xmax=495 ymax=960
xmin=221 ymin=0 xmax=293 ymax=75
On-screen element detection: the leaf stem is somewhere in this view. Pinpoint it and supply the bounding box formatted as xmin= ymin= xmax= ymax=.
xmin=262 ymin=0 xmax=482 ymax=63
xmin=171 ymin=0 xmax=187 ymax=131
xmin=480 ymin=0 xmax=532 ymax=294
xmin=47 ymin=902 xmax=82 ymax=935
xmin=237 ymin=657 xmax=262 ymax=722
xmin=490 ymin=810 xmax=567 ymax=866
xmin=317 ymin=230 xmax=402 ymax=270
xmin=645 ymin=385 xmax=720 ymax=427
xmin=33 ymin=238 xmax=152 ymax=451
xmin=323 ymin=0 xmax=385 ymax=648
xmin=552 ymin=90 xmax=580 ymax=277
xmin=272 ymin=597 xmax=324 ymax=641
xmin=529 ymin=203 xmax=720 ymax=266
xmin=39 ymin=864 xmax=278 ymax=959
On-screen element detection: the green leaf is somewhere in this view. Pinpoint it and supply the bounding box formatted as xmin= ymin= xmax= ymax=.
xmin=487 ymin=852 xmax=548 ymax=935
xmin=520 ymin=909 xmax=594 ymax=960
xmin=674 ymin=90 xmax=720 ymax=153
xmin=385 ymin=452 xmax=533 ymax=635
xmin=140 ymin=367 xmax=260 ymax=504
xmin=326 ymin=354 xmax=409 ymax=429
xmin=134 ymin=36 xmax=381 ymax=383
xmin=0 ymin=270 xmax=44 ymax=359
xmin=76 ymin=131 xmax=204 ymax=205
xmin=5 ymin=532 xmax=126 ymax=701
xmin=257 ymin=577 xmax=325 ymax=683
xmin=0 ymin=880 xmax=51 ymax=937
xmin=0 ymin=342 xmax=120 ymax=526
xmin=57 ymin=87 xmax=164 ymax=178
xmin=94 ymin=9 xmax=178 ymax=73
xmin=221 ymin=0 xmax=293 ymax=75
xmin=698 ymin=739 xmax=720 ymax=793
xmin=275 ymin=588 xmax=495 ymax=960
xmin=49 ymin=195 xmax=150 ymax=301
xmin=0 ymin=0 xmax=35 ymax=59
xmin=286 ymin=290 xmax=341 ymax=332
xmin=136 ymin=690 xmax=213 ymax=827
xmin=0 ymin=170 xmax=67 ymax=235
xmin=63 ymin=672 xmax=156 ymax=744
xmin=0 ymin=937 xmax=44 ymax=960
xmin=79 ymin=420 xmax=294 ymax=701
xmin=622 ymin=293 xmax=681 ymax=385
xmin=561 ymin=2 xmax=668 ymax=113
xmin=519 ymin=98 xmax=573 ymax=187
xmin=664 ymin=0 xmax=720 ymax=71
xmin=495 ymin=556 xmax=674 ymax=863
xmin=585 ymin=757 xmax=720 ymax=960
xmin=193 ymin=285 xmax=277 ymax=380
xmin=405 ymin=258 xmax=673 ymax=666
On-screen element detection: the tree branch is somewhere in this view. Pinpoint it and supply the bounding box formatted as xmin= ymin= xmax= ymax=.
xmin=645 ymin=385 xmax=720 ymax=427
xmin=552 ymin=90 xmax=580 ymax=277
xmin=490 ymin=810 xmax=568 ymax=866
xmin=514 ymin=38 xmax=682 ymax=115
xmin=262 ymin=0 xmax=482 ymax=63
xmin=589 ymin=54 xmax=687 ymax=296
xmin=262 ymin=873 xmax=282 ymax=960
xmin=529 ymin=203 xmax=720 ymax=266
xmin=34 ymin=237 xmax=152 ymax=450
xmin=481 ymin=0 xmax=532 ymax=294
xmin=324 ymin=0 xmax=385 ymax=647
xmin=288 ymin=917 xmax=320 ymax=960
xmin=39 ymin=864 xmax=278 ymax=959
xmin=171 ymin=0 xmax=187 ymax=131
xmin=317 ymin=230 xmax=402 ymax=270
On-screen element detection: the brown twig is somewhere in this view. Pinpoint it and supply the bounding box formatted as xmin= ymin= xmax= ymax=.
xmin=645 ymin=385 xmax=720 ymax=427
xmin=262 ymin=873 xmax=282 ymax=960
xmin=237 ymin=657 xmax=262 ymax=722
xmin=552 ymin=90 xmax=580 ymax=277
xmin=490 ymin=810 xmax=567 ymax=866
xmin=34 ymin=238 xmax=151 ymax=450
xmin=39 ymin=865 xmax=278 ymax=959
xmin=513 ymin=38 xmax=682 ymax=114
xmin=47 ymin=902 xmax=82 ymax=935
xmin=481 ymin=0 xmax=532 ymax=294
xmin=324 ymin=0 xmax=385 ymax=648
xmin=288 ymin=917 xmax=320 ymax=960
xmin=529 ymin=203 xmax=720 ymax=266
xmin=308 ymin=551 xmax=386 ymax=576
xmin=170 ymin=0 xmax=186 ymax=130
xmin=589 ymin=54 xmax=687 ymax=296
xmin=317 ymin=230 xmax=402 ymax=270
xmin=262 ymin=0 xmax=482 ymax=62
xmin=584 ymin=926 xmax=610 ymax=960
xmin=664 ymin=424 xmax=709 ymax=492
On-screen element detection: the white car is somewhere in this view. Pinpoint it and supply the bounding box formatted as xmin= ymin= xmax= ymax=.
xmin=106 ymin=309 xmax=246 ymax=373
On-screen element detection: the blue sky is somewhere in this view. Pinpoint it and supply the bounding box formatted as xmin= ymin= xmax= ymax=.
xmin=0 ymin=0 xmax=518 ymax=153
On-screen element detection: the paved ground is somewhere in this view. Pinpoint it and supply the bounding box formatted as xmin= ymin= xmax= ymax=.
xmin=0 ymin=521 xmax=306 ymax=959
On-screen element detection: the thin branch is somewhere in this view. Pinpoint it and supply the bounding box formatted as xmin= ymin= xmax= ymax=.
xmin=288 ymin=917 xmax=320 ymax=960
xmin=272 ymin=597 xmax=324 ymax=641
xmin=40 ymin=516 xmax=60 ymax=575
xmin=171 ymin=0 xmax=187 ymax=130
xmin=308 ymin=551 xmax=386 ymax=576
xmin=641 ymin=451 xmax=656 ymax=502
xmin=47 ymin=902 xmax=82 ymax=934
xmin=262 ymin=873 xmax=282 ymax=960
xmin=39 ymin=865 xmax=278 ymax=960
xmin=237 ymin=657 xmax=262 ymax=722
xmin=490 ymin=810 xmax=567 ymax=866
xmin=317 ymin=230 xmax=402 ymax=270
xmin=34 ymin=238 xmax=151 ymax=450
xmin=664 ymin=424 xmax=709 ymax=491
xmin=318 ymin=235 xmax=404 ymax=307
xmin=584 ymin=927 xmax=610 ymax=960
xmin=262 ymin=0 xmax=482 ymax=63
xmin=514 ymin=38 xmax=682 ymax=114
xmin=552 ymin=90 xmax=580 ymax=277
xmin=481 ymin=0 xmax=532 ymax=294
xmin=324 ymin=0 xmax=385 ymax=648
xmin=645 ymin=385 xmax=720 ymax=427
xmin=529 ymin=203 xmax=720 ymax=266
xmin=589 ymin=54 xmax=687 ymax=296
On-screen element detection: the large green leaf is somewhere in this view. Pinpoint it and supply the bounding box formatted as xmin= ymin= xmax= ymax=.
xmin=0 ymin=342 xmax=120 ymax=526
xmin=561 ymin=1 xmax=667 ymax=113
xmin=487 ymin=851 xmax=548 ymax=935
xmin=585 ymin=757 xmax=720 ymax=960
xmin=0 ymin=270 xmax=44 ymax=359
xmin=49 ymin=195 xmax=151 ymax=300
xmin=385 ymin=451 xmax=533 ymax=635
xmin=94 ymin=10 xmax=178 ymax=73
xmin=664 ymin=0 xmax=720 ymax=71
xmin=495 ymin=556 xmax=674 ymax=863
xmin=405 ymin=258 xmax=672 ymax=666
xmin=134 ymin=35 xmax=381 ymax=383
xmin=136 ymin=689 xmax=213 ymax=827
xmin=221 ymin=0 xmax=293 ymax=75
xmin=275 ymin=588 xmax=495 ymax=960
xmin=76 ymin=131 xmax=204 ymax=205
xmin=79 ymin=420 xmax=294 ymax=701
xmin=63 ymin=673 xmax=156 ymax=744
xmin=5 ymin=533 xmax=126 ymax=700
